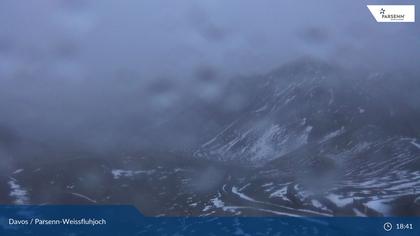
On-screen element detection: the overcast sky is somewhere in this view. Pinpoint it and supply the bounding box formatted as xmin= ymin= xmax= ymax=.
xmin=0 ymin=0 xmax=419 ymax=157
xmin=1 ymin=0 xmax=419 ymax=79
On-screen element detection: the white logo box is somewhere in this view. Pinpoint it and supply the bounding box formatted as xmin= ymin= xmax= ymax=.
xmin=367 ymin=5 xmax=415 ymax=23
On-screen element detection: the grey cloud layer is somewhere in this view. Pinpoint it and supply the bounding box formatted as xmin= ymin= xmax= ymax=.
xmin=0 ymin=0 xmax=419 ymax=160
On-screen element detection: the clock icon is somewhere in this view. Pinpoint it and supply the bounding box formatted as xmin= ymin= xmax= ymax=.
xmin=384 ymin=222 xmax=393 ymax=231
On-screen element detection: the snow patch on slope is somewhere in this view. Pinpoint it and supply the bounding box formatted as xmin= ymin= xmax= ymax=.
xmin=111 ymin=169 xmax=155 ymax=179
xmin=320 ymin=127 xmax=345 ymax=143
xmin=410 ymin=140 xmax=420 ymax=149
xmin=8 ymin=178 xmax=29 ymax=204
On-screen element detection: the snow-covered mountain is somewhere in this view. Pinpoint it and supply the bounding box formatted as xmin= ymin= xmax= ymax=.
xmin=188 ymin=58 xmax=420 ymax=216
xmin=2 ymin=59 xmax=419 ymax=216
xmin=194 ymin=58 xmax=420 ymax=165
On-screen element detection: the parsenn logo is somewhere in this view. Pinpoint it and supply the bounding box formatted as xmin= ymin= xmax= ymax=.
xmin=367 ymin=5 xmax=415 ymax=22
xmin=380 ymin=8 xmax=386 ymax=15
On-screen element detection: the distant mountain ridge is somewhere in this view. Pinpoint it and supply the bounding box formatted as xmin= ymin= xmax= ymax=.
xmin=194 ymin=58 xmax=420 ymax=165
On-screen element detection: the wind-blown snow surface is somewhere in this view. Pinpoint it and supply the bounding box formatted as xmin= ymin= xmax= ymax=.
xmin=1 ymin=59 xmax=419 ymax=216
